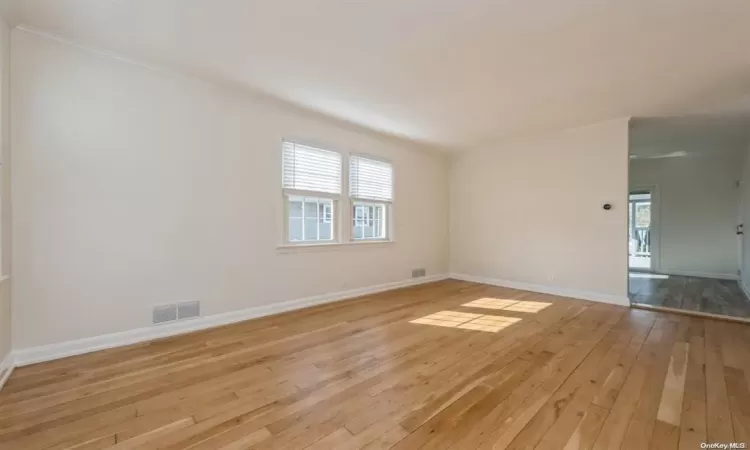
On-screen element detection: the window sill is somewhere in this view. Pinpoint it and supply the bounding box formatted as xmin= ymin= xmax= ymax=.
xmin=276 ymin=240 xmax=395 ymax=254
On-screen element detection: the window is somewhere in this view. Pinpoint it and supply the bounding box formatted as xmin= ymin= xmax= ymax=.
xmin=282 ymin=141 xmax=342 ymax=244
xmin=352 ymin=203 xmax=386 ymax=239
xmin=280 ymin=142 xmax=394 ymax=247
xmin=349 ymin=155 xmax=393 ymax=241
xmin=288 ymin=196 xmax=334 ymax=242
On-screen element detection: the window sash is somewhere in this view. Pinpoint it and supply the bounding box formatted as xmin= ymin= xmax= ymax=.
xmin=286 ymin=195 xmax=336 ymax=243
xmin=352 ymin=201 xmax=388 ymax=241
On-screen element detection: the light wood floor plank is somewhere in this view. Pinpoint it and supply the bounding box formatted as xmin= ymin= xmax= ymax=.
xmin=0 ymin=280 xmax=746 ymax=449
xmin=704 ymin=319 xmax=736 ymax=442
xmin=591 ymin=315 xmax=670 ymax=450
xmin=678 ymin=321 xmax=707 ymax=450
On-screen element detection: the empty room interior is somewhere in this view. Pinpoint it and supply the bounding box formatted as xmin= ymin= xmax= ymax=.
xmin=0 ymin=1 xmax=749 ymax=449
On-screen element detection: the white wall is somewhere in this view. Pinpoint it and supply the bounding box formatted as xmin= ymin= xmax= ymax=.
xmin=0 ymin=16 xmax=11 ymax=364
xmin=450 ymin=119 xmax=630 ymax=304
xmin=630 ymin=152 xmax=743 ymax=278
xmin=10 ymin=29 xmax=449 ymax=350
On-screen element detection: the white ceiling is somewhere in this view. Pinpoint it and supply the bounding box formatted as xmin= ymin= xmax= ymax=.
xmin=2 ymin=0 xmax=750 ymax=151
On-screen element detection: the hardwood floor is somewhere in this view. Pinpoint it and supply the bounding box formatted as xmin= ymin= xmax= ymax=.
xmin=0 ymin=279 xmax=748 ymax=449
xmin=629 ymin=272 xmax=750 ymax=319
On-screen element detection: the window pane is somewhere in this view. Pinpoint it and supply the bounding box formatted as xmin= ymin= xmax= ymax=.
xmin=288 ymin=196 xmax=334 ymax=242
xmin=319 ymin=222 xmax=332 ymax=240
xmin=289 ymin=217 xmax=303 ymax=241
xmin=319 ymin=202 xmax=333 ymax=224
xmin=635 ymin=203 xmax=651 ymax=228
xmin=352 ymin=202 xmax=387 ymax=240
xmin=304 ymin=218 xmax=318 ymax=240
xmin=374 ymin=206 xmax=382 ymax=237
xmin=289 ymin=200 xmax=303 ymax=218
xmin=304 ymin=200 xmax=319 ymax=219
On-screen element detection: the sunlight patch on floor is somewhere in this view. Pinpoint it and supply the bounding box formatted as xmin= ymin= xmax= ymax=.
xmin=410 ymin=310 xmax=522 ymax=333
xmin=461 ymin=298 xmax=519 ymax=310
xmin=462 ymin=298 xmax=551 ymax=313
xmin=502 ymin=301 xmax=552 ymax=313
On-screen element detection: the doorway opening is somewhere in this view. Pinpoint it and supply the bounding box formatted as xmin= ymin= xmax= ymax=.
xmin=628 ymin=116 xmax=750 ymax=322
xmin=628 ymin=191 xmax=652 ymax=271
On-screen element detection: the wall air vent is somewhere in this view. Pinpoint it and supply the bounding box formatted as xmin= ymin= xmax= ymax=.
xmin=178 ymin=301 xmax=200 ymax=319
xmin=153 ymin=304 xmax=178 ymax=324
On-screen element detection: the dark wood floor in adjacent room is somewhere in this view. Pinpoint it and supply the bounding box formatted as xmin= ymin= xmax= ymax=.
xmin=0 ymin=279 xmax=748 ymax=449
xmin=629 ymin=272 xmax=750 ymax=319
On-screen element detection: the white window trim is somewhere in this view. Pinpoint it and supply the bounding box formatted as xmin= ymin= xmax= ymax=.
xmin=278 ymin=141 xmax=395 ymax=252
xmin=276 ymin=240 xmax=394 ymax=254
xmin=348 ymin=153 xmax=394 ymax=243
xmin=350 ymin=199 xmax=391 ymax=242
xmin=282 ymin=190 xmax=340 ymax=246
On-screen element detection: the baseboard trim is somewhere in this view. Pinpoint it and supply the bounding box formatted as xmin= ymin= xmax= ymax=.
xmin=450 ymin=273 xmax=630 ymax=307
xmin=631 ymin=303 xmax=750 ymax=324
xmin=654 ymin=270 xmax=739 ymax=281
xmin=12 ymin=274 xmax=448 ymax=367
xmin=0 ymin=352 xmax=14 ymax=392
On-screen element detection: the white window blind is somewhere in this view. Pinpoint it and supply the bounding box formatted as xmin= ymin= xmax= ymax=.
xmin=349 ymin=155 xmax=393 ymax=201
xmin=282 ymin=141 xmax=342 ymax=194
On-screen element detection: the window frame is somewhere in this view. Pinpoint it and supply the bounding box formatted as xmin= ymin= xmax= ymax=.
xmin=351 ymin=200 xmax=389 ymax=242
xmin=279 ymin=141 xmax=394 ymax=250
xmin=284 ymin=194 xmax=337 ymax=244
xmin=347 ymin=153 xmax=394 ymax=243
